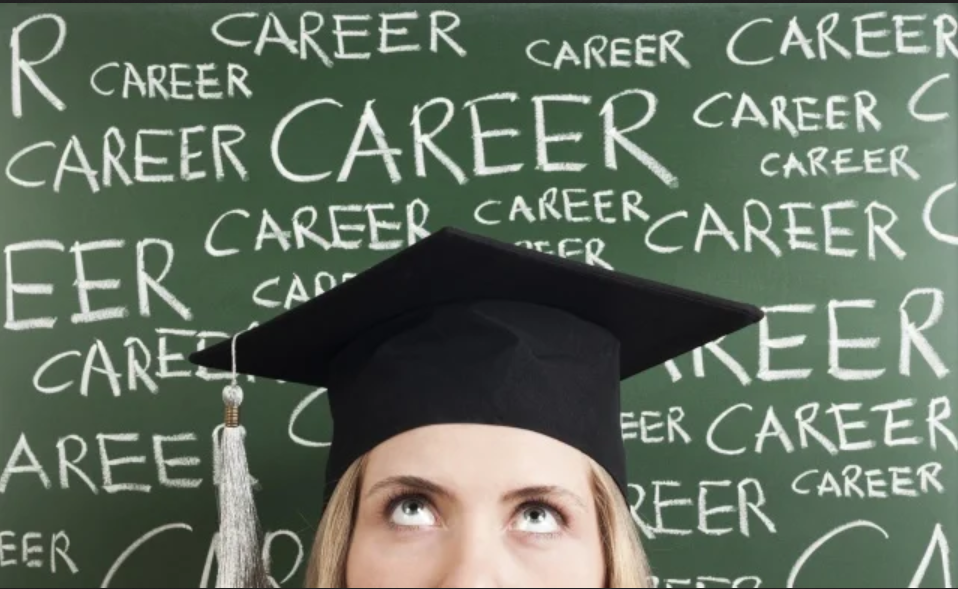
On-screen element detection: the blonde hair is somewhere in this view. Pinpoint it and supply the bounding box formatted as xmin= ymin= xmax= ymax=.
xmin=305 ymin=453 xmax=652 ymax=588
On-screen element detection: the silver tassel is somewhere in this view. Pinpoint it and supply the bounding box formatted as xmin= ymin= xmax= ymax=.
xmin=215 ymin=334 xmax=270 ymax=588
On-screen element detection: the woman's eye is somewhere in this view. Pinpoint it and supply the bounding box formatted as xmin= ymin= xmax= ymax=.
xmin=513 ymin=505 xmax=561 ymax=534
xmin=390 ymin=498 xmax=437 ymax=527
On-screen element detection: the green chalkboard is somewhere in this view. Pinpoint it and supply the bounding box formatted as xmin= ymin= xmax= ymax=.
xmin=1 ymin=2 xmax=958 ymax=587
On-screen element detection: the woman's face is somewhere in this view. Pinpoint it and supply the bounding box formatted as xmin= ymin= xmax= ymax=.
xmin=344 ymin=423 xmax=606 ymax=588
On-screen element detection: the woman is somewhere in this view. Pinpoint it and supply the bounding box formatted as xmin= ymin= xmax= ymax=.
xmin=307 ymin=423 xmax=649 ymax=587
xmin=189 ymin=226 xmax=764 ymax=588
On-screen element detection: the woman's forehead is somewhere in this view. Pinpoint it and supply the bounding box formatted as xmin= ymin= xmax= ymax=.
xmin=363 ymin=423 xmax=594 ymax=491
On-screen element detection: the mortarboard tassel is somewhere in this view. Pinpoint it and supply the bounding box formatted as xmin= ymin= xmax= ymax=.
xmin=214 ymin=333 xmax=271 ymax=588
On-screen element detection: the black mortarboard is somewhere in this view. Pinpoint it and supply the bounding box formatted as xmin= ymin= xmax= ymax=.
xmin=188 ymin=225 xmax=764 ymax=587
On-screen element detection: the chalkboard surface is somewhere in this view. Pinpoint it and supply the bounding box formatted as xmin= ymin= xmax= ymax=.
xmin=1 ymin=2 xmax=957 ymax=587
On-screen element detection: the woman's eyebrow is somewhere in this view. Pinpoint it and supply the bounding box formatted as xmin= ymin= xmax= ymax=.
xmin=503 ymin=486 xmax=588 ymax=513
xmin=366 ymin=476 xmax=452 ymax=501
xmin=366 ymin=478 xmax=588 ymax=513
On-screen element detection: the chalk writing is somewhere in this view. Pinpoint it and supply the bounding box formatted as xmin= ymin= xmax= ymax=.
xmin=629 ymin=479 xmax=777 ymax=539
xmin=89 ymin=62 xmax=252 ymax=101
xmin=525 ymin=30 xmax=691 ymax=70
xmin=3 ymin=4 xmax=958 ymax=588
xmin=651 ymin=574 xmax=761 ymax=588
xmin=705 ymin=396 xmax=957 ymax=456
xmin=4 ymin=237 xmax=191 ymax=332
xmin=727 ymin=12 xmax=958 ymax=65
xmin=269 ymin=90 xmax=677 ymax=187
xmin=0 ymin=531 xmax=78 ymax=574
xmin=786 ymin=521 xmax=952 ymax=587
xmin=210 ymin=10 xmax=467 ymax=61
xmin=204 ymin=200 xmax=430 ymax=257
xmin=0 ymin=431 xmax=203 ymax=494
xmin=5 ymin=125 xmax=249 ymax=193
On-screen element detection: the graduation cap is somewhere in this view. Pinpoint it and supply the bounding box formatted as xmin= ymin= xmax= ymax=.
xmin=188 ymin=225 xmax=765 ymax=587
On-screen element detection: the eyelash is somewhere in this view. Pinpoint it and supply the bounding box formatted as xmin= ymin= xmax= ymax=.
xmin=381 ymin=490 xmax=571 ymax=539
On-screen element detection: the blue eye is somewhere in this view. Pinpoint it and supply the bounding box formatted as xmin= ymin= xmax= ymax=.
xmin=389 ymin=497 xmax=437 ymax=527
xmin=514 ymin=504 xmax=562 ymax=534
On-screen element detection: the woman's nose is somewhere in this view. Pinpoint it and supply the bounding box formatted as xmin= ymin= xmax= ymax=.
xmin=436 ymin=522 xmax=505 ymax=588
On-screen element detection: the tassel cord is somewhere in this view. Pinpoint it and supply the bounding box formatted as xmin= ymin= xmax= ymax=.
xmin=215 ymin=332 xmax=271 ymax=588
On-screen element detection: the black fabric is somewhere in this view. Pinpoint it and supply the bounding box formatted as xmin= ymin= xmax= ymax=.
xmin=188 ymin=226 xmax=765 ymax=503
xmin=323 ymin=299 xmax=624 ymax=504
